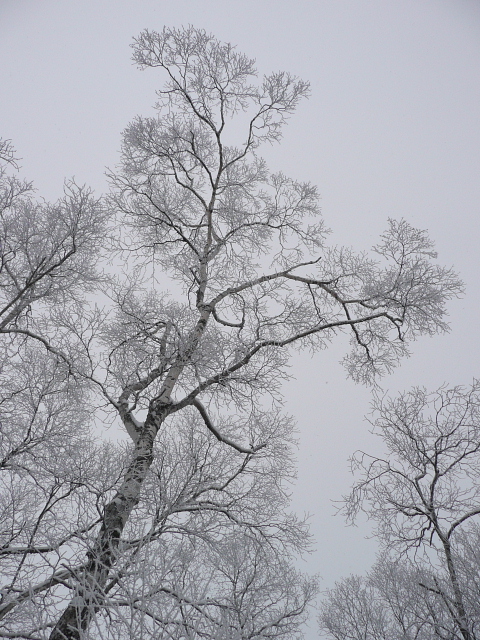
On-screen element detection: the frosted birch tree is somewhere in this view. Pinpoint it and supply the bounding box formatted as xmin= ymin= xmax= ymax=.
xmin=0 ymin=139 xmax=106 ymax=337
xmin=333 ymin=382 xmax=480 ymax=640
xmin=0 ymin=25 xmax=464 ymax=640
xmin=319 ymin=556 xmax=459 ymax=640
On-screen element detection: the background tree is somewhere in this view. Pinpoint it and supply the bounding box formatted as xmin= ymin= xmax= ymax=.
xmin=0 ymin=139 xmax=105 ymax=338
xmin=0 ymin=140 xmax=118 ymax=638
xmin=321 ymin=382 xmax=480 ymax=640
xmin=318 ymin=555 xmax=458 ymax=640
xmin=0 ymin=25 xmax=463 ymax=639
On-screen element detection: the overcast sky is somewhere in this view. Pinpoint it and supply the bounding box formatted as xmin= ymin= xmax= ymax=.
xmin=1 ymin=1 xmax=480 ymax=636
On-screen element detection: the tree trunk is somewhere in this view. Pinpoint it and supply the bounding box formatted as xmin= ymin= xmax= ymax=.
xmin=49 ymin=412 xmax=162 ymax=639
xmin=441 ymin=536 xmax=472 ymax=640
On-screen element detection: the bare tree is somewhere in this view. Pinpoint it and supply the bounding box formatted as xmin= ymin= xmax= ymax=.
xmin=0 ymin=25 xmax=463 ymax=639
xmin=51 ymin=26 xmax=462 ymax=638
xmin=319 ymin=555 xmax=460 ymax=640
xmin=0 ymin=139 xmax=106 ymax=338
xmin=0 ymin=140 xmax=119 ymax=639
xmin=91 ymin=529 xmax=317 ymax=640
xmin=341 ymin=382 xmax=480 ymax=640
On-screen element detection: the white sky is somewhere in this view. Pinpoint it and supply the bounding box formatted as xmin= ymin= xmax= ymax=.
xmin=1 ymin=1 xmax=480 ymax=636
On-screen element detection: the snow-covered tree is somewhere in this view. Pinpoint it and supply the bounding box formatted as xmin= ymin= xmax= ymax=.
xmin=0 ymin=25 xmax=463 ymax=639
xmin=323 ymin=382 xmax=480 ymax=640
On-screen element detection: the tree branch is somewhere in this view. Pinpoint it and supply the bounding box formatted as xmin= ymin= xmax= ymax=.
xmin=191 ymin=398 xmax=265 ymax=454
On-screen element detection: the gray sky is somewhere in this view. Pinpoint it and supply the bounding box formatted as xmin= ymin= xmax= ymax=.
xmin=1 ymin=0 xmax=480 ymax=635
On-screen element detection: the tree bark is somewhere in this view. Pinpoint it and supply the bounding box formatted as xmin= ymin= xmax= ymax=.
xmin=441 ymin=535 xmax=473 ymax=640
xmin=49 ymin=411 xmax=163 ymax=640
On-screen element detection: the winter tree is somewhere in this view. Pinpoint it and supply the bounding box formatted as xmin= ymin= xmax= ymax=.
xmin=322 ymin=382 xmax=480 ymax=640
xmin=319 ymin=555 xmax=459 ymax=640
xmin=0 ymin=25 xmax=463 ymax=639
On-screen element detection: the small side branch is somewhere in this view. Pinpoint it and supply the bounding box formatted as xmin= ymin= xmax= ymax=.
xmin=191 ymin=398 xmax=265 ymax=454
xmin=211 ymin=305 xmax=245 ymax=329
xmin=0 ymin=328 xmax=76 ymax=377
xmin=0 ymin=566 xmax=83 ymax=620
